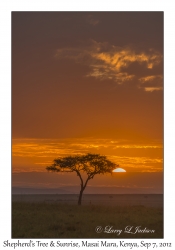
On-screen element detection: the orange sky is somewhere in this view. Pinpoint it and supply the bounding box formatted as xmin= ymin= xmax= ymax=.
xmin=12 ymin=12 xmax=163 ymax=193
xmin=12 ymin=138 xmax=163 ymax=173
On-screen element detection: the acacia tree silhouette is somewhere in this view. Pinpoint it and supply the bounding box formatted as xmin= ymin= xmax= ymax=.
xmin=46 ymin=153 xmax=118 ymax=205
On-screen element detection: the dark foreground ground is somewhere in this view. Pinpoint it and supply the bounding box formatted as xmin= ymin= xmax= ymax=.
xmin=12 ymin=194 xmax=163 ymax=238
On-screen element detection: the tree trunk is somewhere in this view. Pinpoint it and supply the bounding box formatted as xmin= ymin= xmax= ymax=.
xmin=77 ymin=176 xmax=90 ymax=205
xmin=78 ymin=188 xmax=84 ymax=205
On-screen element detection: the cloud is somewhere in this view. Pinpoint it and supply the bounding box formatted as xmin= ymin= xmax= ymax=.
xmin=12 ymin=138 xmax=163 ymax=173
xmin=86 ymin=66 xmax=135 ymax=83
xmin=144 ymin=87 xmax=163 ymax=92
xmin=139 ymin=75 xmax=162 ymax=83
xmin=90 ymin=48 xmax=161 ymax=71
xmin=139 ymin=75 xmax=163 ymax=92
xmin=88 ymin=44 xmax=162 ymax=86
xmin=86 ymin=14 xmax=99 ymax=26
xmin=55 ymin=41 xmax=162 ymax=90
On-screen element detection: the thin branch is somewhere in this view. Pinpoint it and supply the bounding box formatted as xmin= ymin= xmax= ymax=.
xmin=75 ymin=169 xmax=84 ymax=187
xmin=83 ymin=176 xmax=90 ymax=191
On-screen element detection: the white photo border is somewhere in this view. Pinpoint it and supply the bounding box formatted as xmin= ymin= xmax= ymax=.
xmin=0 ymin=0 xmax=175 ymax=248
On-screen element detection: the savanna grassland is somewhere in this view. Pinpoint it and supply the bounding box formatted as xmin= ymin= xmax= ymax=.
xmin=12 ymin=201 xmax=163 ymax=238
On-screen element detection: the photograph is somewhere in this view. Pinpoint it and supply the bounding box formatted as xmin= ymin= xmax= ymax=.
xmin=12 ymin=11 xmax=163 ymax=239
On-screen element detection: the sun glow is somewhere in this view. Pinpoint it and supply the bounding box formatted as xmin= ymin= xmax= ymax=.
xmin=113 ymin=168 xmax=126 ymax=172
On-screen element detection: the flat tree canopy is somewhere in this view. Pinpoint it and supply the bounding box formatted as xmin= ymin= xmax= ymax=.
xmin=46 ymin=153 xmax=118 ymax=205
